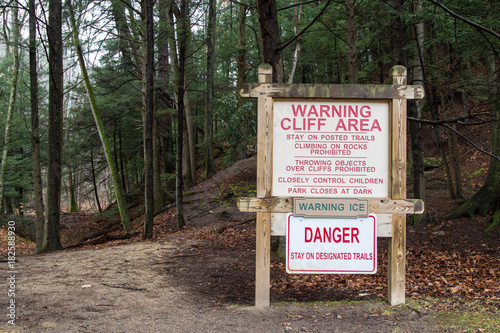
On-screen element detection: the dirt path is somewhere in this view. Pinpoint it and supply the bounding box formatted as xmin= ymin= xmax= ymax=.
xmin=2 ymin=238 xmax=439 ymax=333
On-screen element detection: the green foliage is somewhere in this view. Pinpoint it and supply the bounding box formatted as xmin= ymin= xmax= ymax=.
xmin=65 ymin=57 xmax=144 ymax=206
xmin=214 ymin=93 xmax=256 ymax=166
xmin=0 ymin=49 xmax=36 ymax=213
xmin=0 ymin=0 xmax=498 ymax=215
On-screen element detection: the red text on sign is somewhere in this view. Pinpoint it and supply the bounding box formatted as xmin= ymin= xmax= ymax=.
xmin=304 ymin=227 xmax=360 ymax=243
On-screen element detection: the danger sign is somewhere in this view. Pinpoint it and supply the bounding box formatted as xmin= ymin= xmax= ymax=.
xmin=272 ymin=100 xmax=390 ymax=198
xmin=286 ymin=213 xmax=377 ymax=274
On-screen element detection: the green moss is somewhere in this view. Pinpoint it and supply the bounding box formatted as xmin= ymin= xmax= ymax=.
xmin=468 ymin=167 xmax=487 ymax=179
xmin=436 ymin=310 xmax=500 ymax=332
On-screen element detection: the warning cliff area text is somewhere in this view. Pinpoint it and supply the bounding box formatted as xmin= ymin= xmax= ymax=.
xmin=273 ymin=100 xmax=390 ymax=198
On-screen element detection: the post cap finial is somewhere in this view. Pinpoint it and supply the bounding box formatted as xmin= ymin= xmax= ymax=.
xmin=390 ymin=65 xmax=407 ymax=85
xmin=258 ymin=63 xmax=273 ymax=83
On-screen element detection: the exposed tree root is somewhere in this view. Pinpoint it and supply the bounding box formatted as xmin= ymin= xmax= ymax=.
xmin=446 ymin=177 xmax=500 ymax=233
xmin=65 ymin=222 xmax=135 ymax=248
xmin=485 ymin=210 xmax=500 ymax=232
xmin=446 ymin=184 xmax=500 ymax=220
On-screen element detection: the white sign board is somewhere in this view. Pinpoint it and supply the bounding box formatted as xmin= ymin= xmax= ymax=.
xmin=272 ymin=100 xmax=389 ymax=197
xmin=286 ymin=213 xmax=377 ymax=274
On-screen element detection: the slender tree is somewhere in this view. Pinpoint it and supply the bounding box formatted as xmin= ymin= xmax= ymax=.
xmin=67 ymin=0 xmax=133 ymax=234
xmin=408 ymin=0 xmax=428 ymax=225
xmin=205 ymin=0 xmax=216 ymax=179
xmin=345 ymin=0 xmax=358 ymax=83
xmin=156 ymin=0 xmax=173 ymax=204
xmin=287 ymin=0 xmax=303 ymax=84
xmin=29 ymin=0 xmax=45 ymax=252
xmin=0 ymin=5 xmax=20 ymax=213
xmin=236 ymin=2 xmax=249 ymax=92
xmin=176 ymin=0 xmax=188 ymax=229
xmin=41 ymin=0 xmax=64 ymax=252
xmin=142 ymin=0 xmax=155 ymax=239
xmin=90 ymin=148 xmax=102 ymax=213
xmin=167 ymin=0 xmax=185 ymax=229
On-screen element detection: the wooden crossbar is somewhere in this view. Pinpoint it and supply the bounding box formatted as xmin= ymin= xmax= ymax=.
xmin=238 ymin=197 xmax=424 ymax=215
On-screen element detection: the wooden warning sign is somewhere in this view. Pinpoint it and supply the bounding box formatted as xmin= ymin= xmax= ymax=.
xmin=238 ymin=64 xmax=424 ymax=308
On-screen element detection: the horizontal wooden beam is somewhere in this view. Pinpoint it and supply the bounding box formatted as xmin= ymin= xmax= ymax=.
xmin=237 ymin=197 xmax=424 ymax=215
xmin=240 ymin=83 xmax=424 ymax=100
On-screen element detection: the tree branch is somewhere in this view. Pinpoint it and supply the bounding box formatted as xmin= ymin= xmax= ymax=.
xmin=427 ymin=0 xmax=500 ymax=40
xmin=408 ymin=115 xmax=500 ymax=161
xmin=407 ymin=112 xmax=492 ymax=126
xmin=439 ymin=123 xmax=500 ymax=161
xmin=277 ymin=0 xmax=332 ymax=52
xmin=278 ymin=0 xmax=327 ymax=12
xmin=227 ymin=0 xmax=255 ymax=10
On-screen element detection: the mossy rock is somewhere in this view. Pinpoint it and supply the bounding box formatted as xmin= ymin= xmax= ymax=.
xmin=424 ymin=157 xmax=443 ymax=170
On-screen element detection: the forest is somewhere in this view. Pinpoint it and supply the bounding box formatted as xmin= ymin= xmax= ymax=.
xmin=0 ymin=0 xmax=499 ymax=254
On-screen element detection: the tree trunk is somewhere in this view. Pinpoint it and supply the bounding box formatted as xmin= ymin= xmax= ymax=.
xmin=41 ymin=0 xmax=64 ymax=252
xmin=142 ymin=0 xmax=155 ymax=239
xmin=111 ymin=0 xmax=140 ymax=70
xmin=67 ymin=0 xmax=133 ymax=233
xmin=68 ymin=166 xmax=78 ymax=212
xmin=256 ymin=0 xmax=283 ymax=83
xmin=205 ymin=0 xmax=216 ymax=179
xmin=345 ymin=0 xmax=358 ymax=83
xmin=433 ymin=48 xmax=456 ymax=199
xmin=236 ymin=3 xmax=248 ymax=93
xmin=156 ymin=0 xmax=173 ymax=201
xmin=409 ymin=0 xmax=429 ymax=225
xmin=184 ymin=90 xmax=196 ymax=187
xmin=0 ymin=5 xmax=20 ymax=212
xmin=448 ymin=109 xmax=463 ymax=198
xmin=168 ymin=0 xmax=186 ymax=229
xmin=90 ymin=149 xmax=102 ymax=213
xmin=118 ymin=124 xmax=127 ymax=192
xmin=30 ymin=0 xmax=45 ymax=252
xmin=176 ymin=0 xmax=188 ymax=229
xmin=442 ymin=42 xmax=462 ymax=198
xmin=287 ymin=0 xmax=303 ymax=84
xmin=153 ymin=103 xmax=168 ymax=205
xmin=154 ymin=1 xmax=168 ymax=206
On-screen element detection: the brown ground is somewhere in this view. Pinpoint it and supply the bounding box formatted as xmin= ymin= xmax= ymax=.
xmin=1 ymin=153 xmax=499 ymax=332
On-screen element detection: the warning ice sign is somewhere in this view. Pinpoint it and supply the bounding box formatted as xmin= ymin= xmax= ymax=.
xmin=286 ymin=213 xmax=377 ymax=274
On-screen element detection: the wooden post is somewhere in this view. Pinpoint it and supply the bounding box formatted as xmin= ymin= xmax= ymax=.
xmin=388 ymin=65 xmax=408 ymax=305
xmin=255 ymin=64 xmax=273 ymax=307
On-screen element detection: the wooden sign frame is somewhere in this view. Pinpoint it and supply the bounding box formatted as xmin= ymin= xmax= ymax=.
xmin=238 ymin=64 xmax=424 ymax=307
